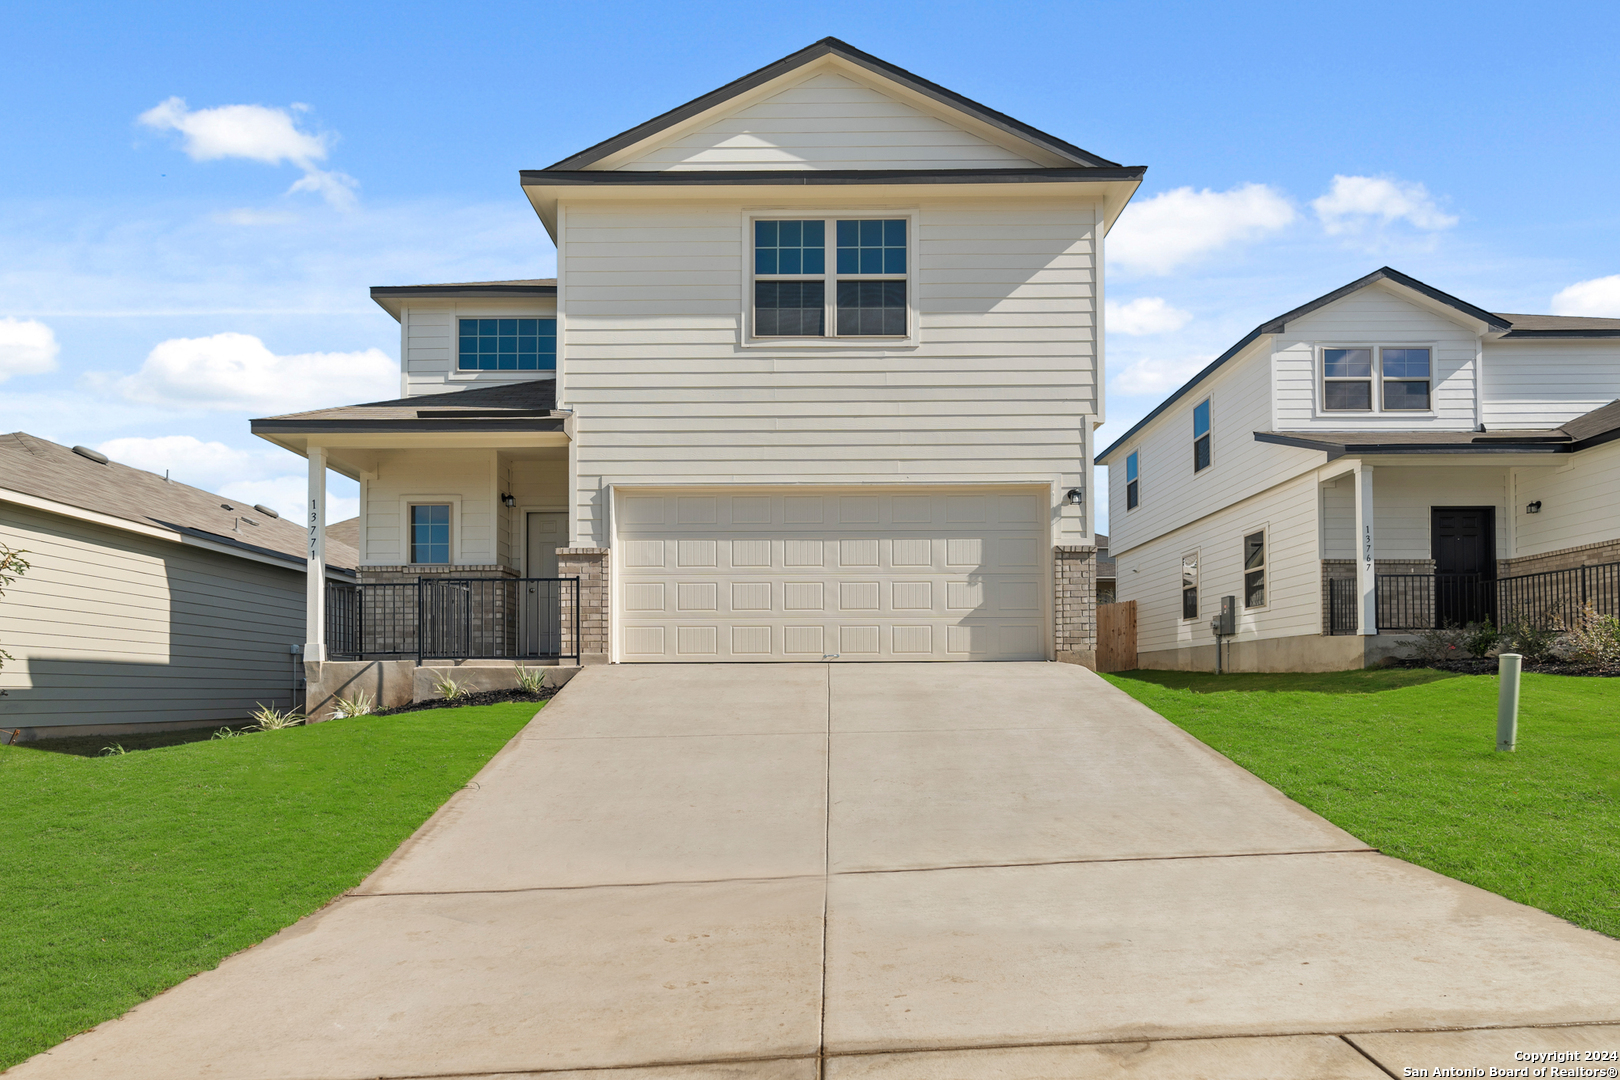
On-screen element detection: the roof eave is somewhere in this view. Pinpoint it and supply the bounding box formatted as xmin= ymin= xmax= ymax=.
xmin=369 ymin=283 xmax=559 ymax=321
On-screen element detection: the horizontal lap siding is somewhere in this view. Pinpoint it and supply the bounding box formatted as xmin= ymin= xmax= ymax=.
xmin=1274 ymin=287 xmax=1479 ymax=430
xmin=1516 ymin=441 xmax=1620 ymax=556
xmin=0 ymin=504 xmax=305 ymax=726
xmin=362 ymin=450 xmax=497 ymax=565
xmin=1483 ymin=340 xmax=1620 ymax=428
xmin=562 ymin=198 xmax=1099 ymax=547
xmin=1113 ymin=474 xmax=1323 ymax=656
xmin=622 ymin=71 xmax=1037 ymax=172
xmin=1373 ymin=467 xmax=1507 ymax=559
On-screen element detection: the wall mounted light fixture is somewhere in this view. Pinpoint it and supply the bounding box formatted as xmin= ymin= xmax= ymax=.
xmin=1065 ymin=488 xmax=1084 ymax=505
xmin=1525 ymin=501 xmax=1542 ymax=514
xmin=501 ymin=493 xmax=517 ymax=508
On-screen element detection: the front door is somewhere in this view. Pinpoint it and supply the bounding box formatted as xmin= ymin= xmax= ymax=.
xmin=525 ymin=512 xmax=566 ymax=578
xmin=523 ymin=512 xmax=568 ymax=656
xmin=1431 ymin=507 xmax=1495 ymax=625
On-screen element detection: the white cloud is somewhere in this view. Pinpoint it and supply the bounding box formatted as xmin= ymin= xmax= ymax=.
xmin=0 ymin=317 xmax=60 ymax=381
xmin=1110 ymin=184 xmax=1296 ymax=275
xmin=1110 ymin=355 xmax=1213 ymax=397
xmin=138 ymin=97 xmax=358 ymax=209
xmin=1312 ymin=175 xmax=1458 ymax=235
xmin=220 ymin=477 xmax=356 ymax=524
xmin=1107 ymin=296 xmax=1191 ymax=335
xmin=1551 ymin=274 xmax=1620 ymax=317
xmin=101 ymin=332 xmax=397 ymax=414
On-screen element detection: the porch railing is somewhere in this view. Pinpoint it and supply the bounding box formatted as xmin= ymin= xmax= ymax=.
xmin=325 ymin=577 xmax=580 ymax=663
xmin=1327 ymin=561 xmax=1620 ymax=634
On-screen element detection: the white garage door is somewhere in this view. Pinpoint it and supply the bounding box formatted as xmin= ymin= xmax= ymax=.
xmin=614 ymin=488 xmax=1048 ymax=662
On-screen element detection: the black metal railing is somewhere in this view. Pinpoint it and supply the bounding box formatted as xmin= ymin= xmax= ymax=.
xmin=1328 ymin=577 xmax=1359 ymax=634
xmin=1366 ymin=561 xmax=1620 ymax=632
xmin=326 ymin=577 xmax=579 ymax=663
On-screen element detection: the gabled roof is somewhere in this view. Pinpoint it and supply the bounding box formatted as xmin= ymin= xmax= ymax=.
xmin=1099 ymin=268 xmax=1520 ymax=463
xmin=0 ymin=432 xmax=356 ymax=572
xmin=548 ymin=37 xmax=1122 ymax=172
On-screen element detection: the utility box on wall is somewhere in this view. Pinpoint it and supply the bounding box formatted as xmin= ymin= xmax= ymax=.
xmin=1212 ymin=596 xmax=1236 ymax=637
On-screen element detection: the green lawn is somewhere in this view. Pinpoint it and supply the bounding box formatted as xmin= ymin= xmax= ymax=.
xmin=1103 ymin=668 xmax=1620 ymax=938
xmin=0 ymin=702 xmax=540 ymax=1071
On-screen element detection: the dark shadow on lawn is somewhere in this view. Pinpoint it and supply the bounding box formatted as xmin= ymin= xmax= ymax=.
xmin=1105 ymin=667 xmax=1465 ymax=695
xmin=8 ymin=725 xmax=252 ymax=758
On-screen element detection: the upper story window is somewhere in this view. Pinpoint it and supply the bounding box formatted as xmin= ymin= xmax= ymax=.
xmin=1381 ymin=348 xmax=1431 ymax=410
xmin=458 ymin=318 xmax=556 ymax=372
xmin=1193 ymin=399 xmax=1212 ymax=472
xmin=1125 ymin=451 xmax=1140 ymax=510
xmin=753 ymin=217 xmax=908 ymax=339
xmin=1323 ymin=348 xmax=1373 ymax=410
xmin=1321 ymin=346 xmax=1432 ymax=412
xmin=1244 ymin=530 xmax=1266 ymax=608
xmin=410 ymin=504 xmax=451 ymax=564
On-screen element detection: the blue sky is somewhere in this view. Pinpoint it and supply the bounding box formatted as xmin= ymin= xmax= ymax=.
xmin=4 ymin=0 xmax=1618 ymax=531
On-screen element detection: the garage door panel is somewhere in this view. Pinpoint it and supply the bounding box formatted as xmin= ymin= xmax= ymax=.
xmin=617 ymin=488 xmax=1048 ymax=662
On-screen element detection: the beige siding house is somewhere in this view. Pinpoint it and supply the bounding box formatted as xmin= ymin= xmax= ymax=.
xmin=1099 ymin=268 xmax=1620 ymax=672
xmin=0 ymin=434 xmax=357 ymax=738
xmin=254 ymin=39 xmax=1143 ymax=679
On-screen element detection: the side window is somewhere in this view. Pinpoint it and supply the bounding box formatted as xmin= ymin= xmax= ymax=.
xmin=1193 ymin=399 xmax=1211 ymax=472
xmin=410 ymin=504 xmax=451 ymax=564
xmin=1322 ymin=348 xmax=1373 ymax=410
xmin=1244 ymin=530 xmax=1266 ymax=608
xmin=457 ymin=318 xmax=556 ymax=371
xmin=1181 ymin=551 xmax=1199 ymax=620
xmin=1382 ymin=348 xmax=1432 ymax=411
xmin=1126 ymin=451 xmax=1139 ymax=510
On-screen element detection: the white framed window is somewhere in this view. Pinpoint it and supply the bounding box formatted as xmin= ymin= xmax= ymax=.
xmin=1192 ymin=399 xmax=1212 ymax=472
xmin=457 ymin=317 xmax=556 ymax=372
xmin=398 ymin=495 xmax=462 ymax=566
xmin=746 ymin=212 xmax=917 ymax=345
xmin=1243 ymin=528 xmax=1267 ymax=609
xmin=1125 ymin=451 xmax=1140 ymax=510
xmin=1381 ymin=347 xmax=1432 ymax=410
xmin=1181 ymin=550 xmax=1199 ymax=620
xmin=1322 ymin=347 xmax=1373 ymax=411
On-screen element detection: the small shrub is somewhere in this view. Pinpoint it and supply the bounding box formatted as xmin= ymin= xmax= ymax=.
xmin=1500 ymin=619 xmax=1563 ymax=663
xmin=330 ymin=690 xmax=375 ymax=719
xmin=99 ymin=743 xmax=128 ymax=757
xmin=513 ymin=665 xmax=548 ymax=694
xmin=1460 ymin=618 xmax=1501 ymax=658
xmin=433 ymin=673 xmax=466 ymax=701
xmin=1407 ymin=624 xmax=1467 ymax=664
xmin=1559 ymin=603 xmax=1620 ymax=666
xmin=249 ymin=704 xmax=304 ymax=731
xmin=210 ymin=727 xmax=244 ymax=740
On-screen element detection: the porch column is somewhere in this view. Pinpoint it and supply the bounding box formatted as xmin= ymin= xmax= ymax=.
xmin=305 ymin=446 xmax=327 ymax=662
xmin=1354 ymin=463 xmax=1376 ymax=635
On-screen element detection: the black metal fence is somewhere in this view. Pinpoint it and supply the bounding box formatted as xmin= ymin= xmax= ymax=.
xmin=326 ymin=577 xmax=579 ymax=662
xmin=1327 ymin=561 xmax=1620 ymax=634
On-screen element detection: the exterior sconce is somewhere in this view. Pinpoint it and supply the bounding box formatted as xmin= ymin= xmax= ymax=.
xmin=1525 ymin=501 xmax=1541 ymax=514
xmin=501 ymin=493 xmax=517 ymax=508
xmin=1065 ymin=488 xmax=1084 ymax=505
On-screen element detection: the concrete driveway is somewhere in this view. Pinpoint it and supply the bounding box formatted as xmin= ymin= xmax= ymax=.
xmin=13 ymin=663 xmax=1620 ymax=1079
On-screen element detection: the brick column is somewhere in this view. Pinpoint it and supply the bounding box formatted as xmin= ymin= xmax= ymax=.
xmin=1054 ymin=545 xmax=1098 ymax=669
xmin=556 ymin=547 xmax=610 ymax=664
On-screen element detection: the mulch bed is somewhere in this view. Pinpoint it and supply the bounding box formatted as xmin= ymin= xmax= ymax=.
xmin=374 ymin=686 xmax=560 ymax=716
xmin=1392 ymin=657 xmax=1620 ymax=678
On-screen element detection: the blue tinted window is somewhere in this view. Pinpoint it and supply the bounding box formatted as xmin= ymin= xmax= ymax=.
xmin=1382 ymin=348 xmax=1430 ymax=378
xmin=410 ymin=504 xmax=451 ymax=564
xmin=1193 ymin=400 xmax=1211 ymax=438
xmin=755 ymin=219 xmax=825 ymax=276
xmin=1323 ymin=348 xmax=1372 ymax=378
xmin=458 ymin=318 xmax=555 ymax=371
xmin=1126 ymin=451 xmax=1138 ymax=482
xmin=837 ymin=219 xmax=906 ymax=275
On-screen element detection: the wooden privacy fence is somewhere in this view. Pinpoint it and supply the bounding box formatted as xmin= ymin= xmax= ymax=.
xmin=1097 ymin=600 xmax=1137 ymax=673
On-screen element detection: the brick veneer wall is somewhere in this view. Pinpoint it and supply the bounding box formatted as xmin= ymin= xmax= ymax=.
xmin=1319 ymin=558 xmax=1436 ymax=634
xmin=1501 ymin=538 xmax=1620 ymax=578
xmin=358 ymin=564 xmax=516 ymax=585
xmin=1054 ymin=545 xmax=1098 ymax=668
xmin=557 ymin=547 xmax=610 ymax=663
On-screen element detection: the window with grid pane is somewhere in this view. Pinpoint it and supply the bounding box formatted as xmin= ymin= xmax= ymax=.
xmin=1381 ymin=348 xmax=1431 ymax=410
xmin=1244 ymin=530 xmax=1266 ymax=608
xmin=751 ymin=216 xmax=908 ymax=339
xmin=835 ymin=219 xmax=906 ymax=336
xmin=458 ymin=318 xmax=556 ymax=371
xmin=1322 ymin=348 xmax=1372 ymax=410
xmin=410 ymin=504 xmax=451 ymax=564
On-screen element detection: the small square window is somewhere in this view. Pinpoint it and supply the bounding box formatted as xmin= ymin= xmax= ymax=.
xmin=836 ymin=280 xmax=907 ymax=336
xmin=1125 ymin=451 xmax=1139 ymax=510
xmin=837 ymin=218 xmax=907 ymax=275
xmin=755 ymin=219 xmax=825 ymax=276
xmin=410 ymin=504 xmax=451 ymax=565
xmin=755 ymin=280 xmax=825 ymax=337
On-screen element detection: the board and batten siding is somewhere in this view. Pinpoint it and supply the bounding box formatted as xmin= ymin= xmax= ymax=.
xmin=1482 ymin=340 xmax=1620 ymax=430
xmin=1114 ymin=472 xmax=1324 ymax=656
xmin=620 ymin=70 xmax=1039 ymax=172
xmin=1106 ymin=342 xmax=1319 ymax=558
xmin=559 ymin=197 xmax=1101 ymax=548
xmin=361 ymin=449 xmax=500 ymax=566
xmin=1273 ymin=286 xmax=1480 ymax=431
xmin=1515 ymin=441 xmax=1620 ymax=558
xmin=401 ymin=299 xmax=558 ymax=397
xmin=0 ymin=503 xmax=304 ymax=728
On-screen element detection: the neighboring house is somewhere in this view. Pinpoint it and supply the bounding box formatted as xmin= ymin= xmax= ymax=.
xmin=253 ymin=38 xmax=1143 ymax=673
xmin=0 ymin=434 xmax=357 ymax=737
xmin=1098 ymin=267 xmax=1620 ymax=672
xmin=1095 ymin=534 xmax=1116 ymax=605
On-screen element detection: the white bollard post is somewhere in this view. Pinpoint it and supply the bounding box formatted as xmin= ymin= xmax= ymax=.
xmin=1497 ymin=653 xmax=1521 ymax=752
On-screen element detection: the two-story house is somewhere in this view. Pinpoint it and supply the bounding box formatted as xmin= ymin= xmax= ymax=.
xmin=252 ymin=39 xmax=1143 ymax=684
xmin=1098 ymin=267 xmax=1620 ymax=672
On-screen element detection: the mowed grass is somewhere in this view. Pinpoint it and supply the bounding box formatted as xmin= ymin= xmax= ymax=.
xmin=1102 ymin=668 xmax=1620 ymax=937
xmin=0 ymin=702 xmax=539 ymax=1071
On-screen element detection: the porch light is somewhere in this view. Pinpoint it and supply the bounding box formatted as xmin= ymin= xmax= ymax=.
xmin=1065 ymin=488 xmax=1084 ymax=505
xmin=501 ymin=493 xmax=517 ymax=508
xmin=1526 ymin=501 xmax=1542 ymax=514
